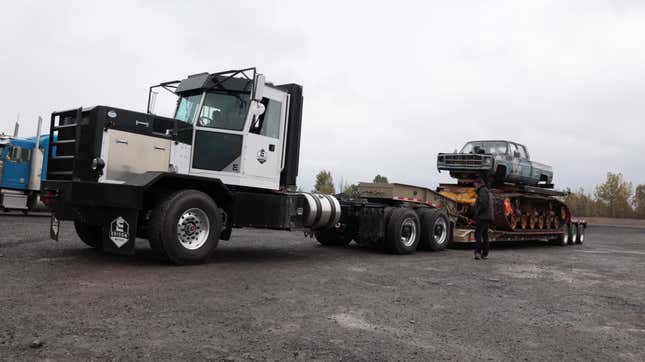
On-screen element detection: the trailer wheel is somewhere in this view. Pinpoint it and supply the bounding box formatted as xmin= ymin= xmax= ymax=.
xmin=74 ymin=220 xmax=102 ymax=249
xmin=576 ymin=224 xmax=585 ymax=244
xmin=567 ymin=223 xmax=575 ymax=245
xmin=149 ymin=190 xmax=222 ymax=265
xmin=385 ymin=208 xmax=420 ymax=254
xmin=315 ymin=227 xmax=353 ymax=246
xmin=418 ymin=209 xmax=450 ymax=251
xmin=554 ymin=224 xmax=570 ymax=246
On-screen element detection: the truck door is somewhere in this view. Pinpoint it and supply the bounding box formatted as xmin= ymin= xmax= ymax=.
xmin=243 ymin=87 xmax=288 ymax=190
xmin=0 ymin=144 xmax=31 ymax=190
xmin=507 ymin=143 xmax=521 ymax=183
xmin=516 ymin=144 xmax=532 ymax=184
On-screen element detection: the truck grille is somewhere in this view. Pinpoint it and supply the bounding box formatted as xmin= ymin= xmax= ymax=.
xmin=47 ymin=108 xmax=81 ymax=180
xmin=437 ymin=154 xmax=491 ymax=169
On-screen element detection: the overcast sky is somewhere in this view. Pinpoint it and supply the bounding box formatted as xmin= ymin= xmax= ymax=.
xmin=1 ymin=0 xmax=644 ymax=193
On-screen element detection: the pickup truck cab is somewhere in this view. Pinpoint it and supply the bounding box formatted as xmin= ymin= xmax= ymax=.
xmin=437 ymin=140 xmax=553 ymax=187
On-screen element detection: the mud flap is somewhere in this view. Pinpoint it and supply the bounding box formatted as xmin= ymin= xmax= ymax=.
xmin=100 ymin=209 xmax=139 ymax=255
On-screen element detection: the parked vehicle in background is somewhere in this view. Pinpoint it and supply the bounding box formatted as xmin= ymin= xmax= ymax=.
xmin=0 ymin=117 xmax=50 ymax=213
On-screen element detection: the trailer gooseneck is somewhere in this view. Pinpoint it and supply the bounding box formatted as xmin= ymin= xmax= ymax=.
xmin=43 ymin=68 xmax=586 ymax=265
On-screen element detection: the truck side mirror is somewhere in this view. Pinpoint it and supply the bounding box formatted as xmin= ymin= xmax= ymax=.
xmin=514 ymin=151 xmax=521 ymax=158
xmin=252 ymin=74 xmax=265 ymax=101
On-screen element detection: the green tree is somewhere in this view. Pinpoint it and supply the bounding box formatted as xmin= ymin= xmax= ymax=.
xmin=564 ymin=188 xmax=596 ymax=217
xmin=633 ymin=184 xmax=645 ymax=219
xmin=594 ymin=172 xmax=634 ymax=218
xmin=314 ymin=170 xmax=336 ymax=195
xmin=341 ymin=183 xmax=360 ymax=199
xmin=373 ymin=174 xmax=389 ymax=184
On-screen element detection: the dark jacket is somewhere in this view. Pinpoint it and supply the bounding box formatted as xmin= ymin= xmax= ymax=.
xmin=475 ymin=186 xmax=494 ymax=222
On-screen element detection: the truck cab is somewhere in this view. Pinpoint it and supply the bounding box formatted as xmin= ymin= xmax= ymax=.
xmin=0 ymin=133 xmax=50 ymax=211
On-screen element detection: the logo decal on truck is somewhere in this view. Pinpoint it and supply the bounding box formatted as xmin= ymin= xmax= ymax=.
xmin=256 ymin=149 xmax=267 ymax=164
xmin=109 ymin=216 xmax=130 ymax=248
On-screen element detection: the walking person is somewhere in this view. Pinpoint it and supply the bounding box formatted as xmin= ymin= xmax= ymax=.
xmin=473 ymin=177 xmax=494 ymax=260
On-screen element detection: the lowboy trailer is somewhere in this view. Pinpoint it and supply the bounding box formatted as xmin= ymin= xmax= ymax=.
xmin=42 ymin=68 xmax=585 ymax=265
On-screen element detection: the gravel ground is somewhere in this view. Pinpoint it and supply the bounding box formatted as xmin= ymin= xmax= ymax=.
xmin=0 ymin=215 xmax=644 ymax=361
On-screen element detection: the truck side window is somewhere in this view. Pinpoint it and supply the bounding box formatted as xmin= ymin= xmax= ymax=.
xmin=249 ymin=98 xmax=282 ymax=139
xmin=5 ymin=146 xmax=30 ymax=163
xmin=508 ymin=143 xmax=518 ymax=156
xmin=518 ymin=145 xmax=528 ymax=159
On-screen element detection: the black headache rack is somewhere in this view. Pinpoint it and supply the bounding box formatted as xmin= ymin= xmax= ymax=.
xmin=47 ymin=107 xmax=95 ymax=182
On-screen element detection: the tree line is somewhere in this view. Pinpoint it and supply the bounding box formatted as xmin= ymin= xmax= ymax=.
xmin=313 ymin=171 xmax=388 ymax=198
xmin=564 ymin=172 xmax=645 ymax=219
xmin=311 ymin=170 xmax=645 ymax=219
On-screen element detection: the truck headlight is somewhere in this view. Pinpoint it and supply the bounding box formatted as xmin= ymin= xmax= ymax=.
xmin=483 ymin=158 xmax=492 ymax=165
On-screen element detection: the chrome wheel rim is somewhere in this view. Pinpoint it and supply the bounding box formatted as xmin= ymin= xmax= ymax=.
xmin=433 ymin=218 xmax=448 ymax=245
xmin=400 ymin=218 xmax=417 ymax=247
xmin=177 ymin=208 xmax=210 ymax=250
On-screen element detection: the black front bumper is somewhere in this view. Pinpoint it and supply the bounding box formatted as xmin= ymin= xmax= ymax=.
xmin=43 ymin=180 xmax=145 ymax=255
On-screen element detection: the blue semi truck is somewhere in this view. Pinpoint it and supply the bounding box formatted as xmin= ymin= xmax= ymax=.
xmin=0 ymin=117 xmax=51 ymax=213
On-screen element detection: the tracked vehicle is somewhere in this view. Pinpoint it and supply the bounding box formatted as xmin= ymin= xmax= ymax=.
xmin=437 ymin=140 xmax=584 ymax=240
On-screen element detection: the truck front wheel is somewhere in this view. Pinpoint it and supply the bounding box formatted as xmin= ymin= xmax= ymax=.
xmin=74 ymin=220 xmax=102 ymax=249
xmin=149 ymin=190 xmax=222 ymax=265
xmin=385 ymin=208 xmax=420 ymax=254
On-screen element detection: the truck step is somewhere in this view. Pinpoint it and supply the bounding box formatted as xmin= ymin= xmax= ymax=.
xmin=51 ymin=139 xmax=76 ymax=145
xmin=51 ymin=155 xmax=75 ymax=160
xmin=47 ymin=171 xmax=74 ymax=176
xmin=52 ymin=123 xmax=78 ymax=130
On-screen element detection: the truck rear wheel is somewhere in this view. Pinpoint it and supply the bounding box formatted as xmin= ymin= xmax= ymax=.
xmin=418 ymin=209 xmax=450 ymax=251
xmin=149 ymin=190 xmax=222 ymax=265
xmin=74 ymin=220 xmax=102 ymax=249
xmin=385 ymin=208 xmax=420 ymax=254
xmin=315 ymin=227 xmax=353 ymax=246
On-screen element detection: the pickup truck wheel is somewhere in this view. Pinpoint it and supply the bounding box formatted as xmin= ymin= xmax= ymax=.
xmin=150 ymin=190 xmax=222 ymax=265
xmin=418 ymin=209 xmax=449 ymax=251
xmin=315 ymin=227 xmax=353 ymax=246
xmin=74 ymin=220 xmax=102 ymax=249
xmin=385 ymin=208 xmax=420 ymax=254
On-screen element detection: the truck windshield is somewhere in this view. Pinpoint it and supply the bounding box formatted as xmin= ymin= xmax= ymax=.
xmin=461 ymin=141 xmax=508 ymax=155
xmin=174 ymin=94 xmax=202 ymax=123
xmin=196 ymin=91 xmax=250 ymax=131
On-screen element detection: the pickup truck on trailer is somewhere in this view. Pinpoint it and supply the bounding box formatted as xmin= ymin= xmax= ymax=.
xmin=437 ymin=140 xmax=553 ymax=187
xmin=42 ymin=69 xmax=585 ymax=264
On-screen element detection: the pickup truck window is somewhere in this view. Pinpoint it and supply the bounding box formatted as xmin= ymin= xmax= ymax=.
xmin=517 ymin=145 xmax=529 ymax=159
xmin=460 ymin=141 xmax=508 ymax=155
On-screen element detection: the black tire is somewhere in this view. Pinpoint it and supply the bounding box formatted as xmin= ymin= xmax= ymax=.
xmin=556 ymin=224 xmax=572 ymax=246
xmin=567 ymin=223 xmax=575 ymax=245
xmin=74 ymin=220 xmax=102 ymax=249
xmin=315 ymin=227 xmax=353 ymax=246
xmin=149 ymin=190 xmax=222 ymax=265
xmin=575 ymin=224 xmax=585 ymax=244
xmin=385 ymin=208 xmax=420 ymax=254
xmin=418 ymin=209 xmax=450 ymax=251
